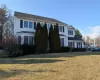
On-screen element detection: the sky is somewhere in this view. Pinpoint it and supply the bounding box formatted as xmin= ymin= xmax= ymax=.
xmin=0 ymin=0 xmax=100 ymax=38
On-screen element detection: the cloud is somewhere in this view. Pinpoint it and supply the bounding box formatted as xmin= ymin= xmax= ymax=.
xmin=88 ymin=26 xmax=100 ymax=38
xmin=79 ymin=26 xmax=100 ymax=39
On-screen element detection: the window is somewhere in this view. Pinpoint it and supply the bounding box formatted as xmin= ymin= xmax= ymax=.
xmin=68 ymin=42 xmax=74 ymax=48
xmin=20 ymin=20 xmax=23 ymax=28
xmin=34 ymin=22 xmax=36 ymax=29
xmin=72 ymin=42 xmax=74 ymax=48
xmin=68 ymin=30 xmax=73 ymax=35
xmin=59 ymin=26 xmax=63 ymax=32
xmin=77 ymin=42 xmax=82 ymax=48
xmin=24 ymin=36 xmax=28 ymax=44
xmin=24 ymin=21 xmax=28 ymax=28
xmin=47 ymin=24 xmax=50 ymax=30
xmin=29 ymin=22 xmax=33 ymax=28
xmin=41 ymin=22 xmax=44 ymax=27
xmin=60 ymin=38 xmax=64 ymax=47
xmin=29 ymin=36 xmax=33 ymax=45
xmin=68 ymin=42 xmax=73 ymax=47
xmin=18 ymin=36 xmax=21 ymax=45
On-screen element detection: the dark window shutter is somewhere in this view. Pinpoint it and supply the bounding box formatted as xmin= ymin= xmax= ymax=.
xmin=20 ymin=20 xmax=23 ymax=28
xmin=34 ymin=22 xmax=36 ymax=29
xmin=63 ymin=26 xmax=64 ymax=32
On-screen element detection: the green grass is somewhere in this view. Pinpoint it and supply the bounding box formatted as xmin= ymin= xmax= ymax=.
xmin=0 ymin=52 xmax=100 ymax=80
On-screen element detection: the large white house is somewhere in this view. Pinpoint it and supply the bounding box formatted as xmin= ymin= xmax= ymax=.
xmin=14 ymin=11 xmax=84 ymax=48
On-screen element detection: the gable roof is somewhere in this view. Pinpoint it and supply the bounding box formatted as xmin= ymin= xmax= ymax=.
xmin=68 ymin=35 xmax=83 ymax=41
xmin=14 ymin=11 xmax=68 ymax=26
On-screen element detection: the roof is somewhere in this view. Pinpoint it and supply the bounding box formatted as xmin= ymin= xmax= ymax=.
xmin=17 ymin=31 xmax=35 ymax=33
xmin=14 ymin=11 xmax=68 ymax=26
xmin=68 ymin=35 xmax=83 ymax=41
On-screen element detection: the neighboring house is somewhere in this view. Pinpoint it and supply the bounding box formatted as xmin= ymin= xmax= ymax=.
xmin=83 ymin=36 xmax=96 ymax=49
xmin=14 ymin=11 xmax=84 ymax=48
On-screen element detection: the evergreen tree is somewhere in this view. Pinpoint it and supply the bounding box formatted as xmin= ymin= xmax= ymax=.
xmin=42 ymin=23 xmax=48 ymax=52
xmin=34 ymin=22 xmax=42 ymax=52
xmin=49 ymin=24 xmax=54 ymax=52
xmin=53 ymin=23 xmax=61 ymax=52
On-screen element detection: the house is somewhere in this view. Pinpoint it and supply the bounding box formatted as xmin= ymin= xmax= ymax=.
xmin=14 ymin=11 xmax=84 ymax=48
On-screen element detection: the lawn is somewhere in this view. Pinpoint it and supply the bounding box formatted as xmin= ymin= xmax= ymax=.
xmin=0 ymin=52 xmax=100 ymax=80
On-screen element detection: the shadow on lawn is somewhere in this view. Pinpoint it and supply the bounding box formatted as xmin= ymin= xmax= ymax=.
xmin=0 ymin=58 xmax=65 ymax=64
xmin=17 ymin=52 xmax=100 ymax=58
xmin=0 ymin=69 xmax=56 ymax=78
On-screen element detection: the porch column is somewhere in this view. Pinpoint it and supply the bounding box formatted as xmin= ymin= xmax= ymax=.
xmin=75 ymin=42 xmax=77 ymax=48
xmin=21 ymin=35 xmax=24 ymax=45
xmin=82 ymin=42 xmax=84 ymax=48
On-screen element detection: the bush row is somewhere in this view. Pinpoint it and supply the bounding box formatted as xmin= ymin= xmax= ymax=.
xmin=4 ymin=44 xmax=86 ymax=57
xmin=61 ymin=47 xmax=86 ymax=52
xmin=5 ymin=44 xmax=35 ymax=57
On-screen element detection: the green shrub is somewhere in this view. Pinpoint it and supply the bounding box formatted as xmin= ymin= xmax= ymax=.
xmin=61 ymin=47 xmax=70 ymax=52
xmin=5 ymin=45 xmax=23 ymax=57
xmin=71 ymin=48 xmax=86 ymax=52
xmin=20 ymin=44 xmax=35 ymax=55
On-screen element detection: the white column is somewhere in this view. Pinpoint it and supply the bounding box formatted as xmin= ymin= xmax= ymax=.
xmin=75 ymin=42 xmax=77 ymax=48
xmin=82 ymin=42 xmax=84 ymax=48
xmin=21 ymin=35 xmax=24 ymax=45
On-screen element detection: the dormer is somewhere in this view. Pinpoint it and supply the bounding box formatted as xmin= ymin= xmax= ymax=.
xmin=68 ymin=25 xmax=75 ymax=37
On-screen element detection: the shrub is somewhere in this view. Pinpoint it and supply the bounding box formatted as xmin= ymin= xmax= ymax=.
xmin=5 ymin=45 xmax=23 ymax=57
xmin=71 ymin=48 xmax=86 ymax=52
xmin=20 ymin=44 xmax=35 ymax=55
xmin=61 ymin=47 xmax=70 ymax=52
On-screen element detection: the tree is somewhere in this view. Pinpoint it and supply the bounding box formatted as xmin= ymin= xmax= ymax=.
xmin=42 ymin=23 xmax=48 ymax=52
xmin=49 ymin=24 xmax=54 ymax=52
xmin=0 ymin=4 xmax=14 ymax=45
xmin=75 ymin=29 xmax=82 ymax=38
xmin=53 ymin=23 xmax=61 ymax=52
xmin=34 ymin=22 xmax=42 ymax=52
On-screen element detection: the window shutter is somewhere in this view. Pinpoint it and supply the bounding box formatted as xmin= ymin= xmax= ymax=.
xmin=34 ymin=22 xmax=36 ymax=29
xmin=63 ymin=26 xmax=64 ymax=32
xmin=20 ymin=20 xmax=23 ymax=28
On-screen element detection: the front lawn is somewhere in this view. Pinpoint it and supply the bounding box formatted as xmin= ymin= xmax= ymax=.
xmin=0 ymin=52 xmax=100 ymax=80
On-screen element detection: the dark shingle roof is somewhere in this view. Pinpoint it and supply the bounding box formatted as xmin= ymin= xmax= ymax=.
xmin=17 ymin=31 xmax=35 ymax=33
xmin=68 ymin=35 xmax=83 ymax=41
xmin=14 ymin=11 xmax=68 ymax=26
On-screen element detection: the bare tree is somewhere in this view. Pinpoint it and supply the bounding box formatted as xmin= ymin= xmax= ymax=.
xmin=0 ymin=4 xmax=14 ymax=45
xmin=95 ymin=36 xmax=100 ymax=47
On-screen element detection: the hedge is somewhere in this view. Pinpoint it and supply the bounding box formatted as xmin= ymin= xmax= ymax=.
xmin=71 ymin=48 xmax=86 ymax=52
xmin=61 ymin=47 xmax=70 ymax=52
xmin=20 ymin=44 xmax=35 ymax=55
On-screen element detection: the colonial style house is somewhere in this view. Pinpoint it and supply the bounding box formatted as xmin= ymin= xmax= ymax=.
xmin=14 ymin=11 xmax=84 ymax=48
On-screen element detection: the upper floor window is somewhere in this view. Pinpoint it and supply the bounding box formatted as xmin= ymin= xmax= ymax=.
xmin=41 ymin=22 xmax=44 ymax=27
xmin=59 ymin=26 xmax=64 ymax=32
xmin=47 ymin=23 xmax=50 ymax=30
xmin=24 ymin=21 xmax=28 ymax=28
xmin=29 ymin=22 xmax=33 ymax=28
xmin=68 ymin=30 xmax=73 ymax=35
